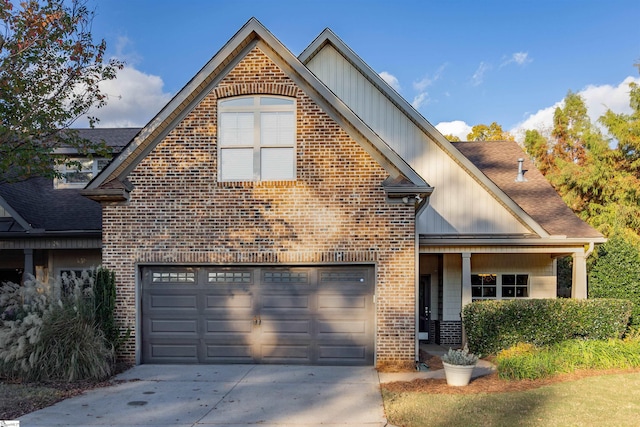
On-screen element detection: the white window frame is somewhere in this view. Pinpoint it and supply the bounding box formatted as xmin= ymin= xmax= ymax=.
xmin=54 ymin=157 xmax=109 ymax=189
xmin=471 ymin=273 xmax=529 ymax=301
xmin=218 ymin=95 xmax=296 ymax=182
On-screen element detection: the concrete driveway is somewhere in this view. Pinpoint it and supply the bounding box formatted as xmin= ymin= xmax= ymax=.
xmin=19 ymin=364 xmax=389 ymax=426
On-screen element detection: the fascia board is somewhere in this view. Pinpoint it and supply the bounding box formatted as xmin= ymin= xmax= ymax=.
xmin=300 ymin=29 xmax=551 ymax=238
xmin=420 ymin=237 xmax=607 ymax=246
xmin=0 ymin=195 xmax=32 ymax=230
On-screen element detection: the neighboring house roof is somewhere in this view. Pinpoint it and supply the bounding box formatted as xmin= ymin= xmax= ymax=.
xmin=0 ymin=128 xmax=139 ymax=235
xmin=0 ymin=177 xmax=101 ymax=233
xmin=452 ymin=141 xmax=604 ymax=240
xmin=85 ymin=18 xmax=432 ymax=204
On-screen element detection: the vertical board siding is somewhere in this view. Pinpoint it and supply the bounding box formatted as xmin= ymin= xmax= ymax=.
xmin=307 ymin=47 xmax=530 ymax=236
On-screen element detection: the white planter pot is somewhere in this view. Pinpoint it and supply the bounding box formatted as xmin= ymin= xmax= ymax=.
xmin=442 ymin=362 xmax=475 ymax=386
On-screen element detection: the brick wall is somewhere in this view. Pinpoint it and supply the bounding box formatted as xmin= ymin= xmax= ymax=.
xmin=439 ymin=321 xmax=462 ymax=346
xmin=101 ymin=46 xmax=416 ymax=364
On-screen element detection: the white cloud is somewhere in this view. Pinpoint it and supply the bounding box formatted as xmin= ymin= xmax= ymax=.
xmin=510 ymin=75 xmax=640 ymax=142
xmin=76 ymin=65 xmax=173 ymax=128
xmin=471 ymin=61 xmax=491 ymax=86
xmin=412 ymin=92 xmax=430 ymax=110
xmin=413 ymin=64 xmax=447 ymax=92
xmin=501 ymin=52 xmax=532 ymax=68
xmin=379 ymin=71 xmax=401 ymax=92
xmin=435 ymin=120 xmax=472 ymax=140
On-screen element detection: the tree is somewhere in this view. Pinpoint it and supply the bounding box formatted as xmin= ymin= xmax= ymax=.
xmin=599 ymin=65 xmax=640 ymax=175
xmin=0 ymin=0 xmax=122 ymax=183
xmin=444 ymin=134 xmax=461 ymax=142
xmin=466 ymin=122 xmax=515 ymax=141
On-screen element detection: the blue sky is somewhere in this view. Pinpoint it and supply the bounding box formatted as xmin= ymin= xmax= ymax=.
xmin=84 ymin=0 xmax=640 ymax=140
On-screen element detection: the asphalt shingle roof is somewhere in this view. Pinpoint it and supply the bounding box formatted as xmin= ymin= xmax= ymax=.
xmin=0 ymin=128 xmax=141 ymax=233
xmin=452 ymin=141 xmax=603 ymax=239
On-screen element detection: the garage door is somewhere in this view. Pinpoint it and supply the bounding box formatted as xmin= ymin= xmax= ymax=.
xmin=141 ymin=265 xmax=375 ymax=365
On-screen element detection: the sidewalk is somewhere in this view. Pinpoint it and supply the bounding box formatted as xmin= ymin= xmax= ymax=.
xmin=378 ymin=344 xmax=496 ymax=384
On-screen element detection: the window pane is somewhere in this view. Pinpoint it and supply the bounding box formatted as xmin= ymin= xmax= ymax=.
xmin=516 ymin=275 xmax=529 ymax=285
xmin=97 ymin=159 xmax=109 ymax=170
xmin=261 ymin=147 xmax=294 ymax=180
xmin=220 ymin=97 xmax=254 ymax=107
xmin=220 ymin=112 xmax=253 ymax=146
xmin=65 ymin=171 xmax=92 ymax=183
xmin=502 ymin=274 xmax=516 ymax=286
xmin=260 ymin=97 xmax=294 ymax=106
xmin=261 ymin=112 xmax=294 ymax=146
xmin=220 ymin=148 xmax=253 ymax=180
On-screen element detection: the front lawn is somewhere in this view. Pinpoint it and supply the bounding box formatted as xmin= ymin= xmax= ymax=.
xmin=382 ymin=370 xmax=640 ymax=427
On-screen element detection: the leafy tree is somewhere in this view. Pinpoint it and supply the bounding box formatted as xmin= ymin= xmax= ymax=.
xmin=523 ymin=129 xmax=552 ymax=173
xmin=0 ymin=0 xmax=123 ymax=183
xmin=599 ymin=65 xmax=640 ymax=175
xmin=444 ymin=134 xmax=461 ymax=142
xmin=466 ymin=122 xmax=515 ymax=141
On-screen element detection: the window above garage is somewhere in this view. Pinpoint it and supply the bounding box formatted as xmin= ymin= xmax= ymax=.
xmin=218 ymin=95 xmax=296 ymax=182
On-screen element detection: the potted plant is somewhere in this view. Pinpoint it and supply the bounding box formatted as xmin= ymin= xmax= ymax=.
xmin=441 ymin=346 xmax=479 ymax=386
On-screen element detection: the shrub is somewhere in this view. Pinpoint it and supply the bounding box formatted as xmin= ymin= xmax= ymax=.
xmin=441 ymin=346 xmax=479 ymax=365
xmin=0 ymin=272 xmax=114 ymax=382
xmin=589 ymin=234 xmax=640 ymax=328
xmin=463 ymin=298 xmax=632 ymax=355
xmin=496 ymin=337 xmax=640 ymax=380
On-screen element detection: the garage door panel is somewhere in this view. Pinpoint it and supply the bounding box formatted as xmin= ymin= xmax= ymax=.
xmin=261 ymin=294 xmax=310 ymax=309
xmin=148 ymin=294 xmax=198 ymax=309
xmin=318 ymin=345 xmax=366 ymax=361
xmin=317 ymin=319 xmax=367 ymax=334
xmin=261 ymin=319 xmax=312 ymax=335
xmin=205 ymin=294 xmax=253 ymax=309
xmin=260 ymin=344 xmax=310 ymax=362
xmin=148 ymin=343 xmax=199 ymax=361
xmin=205 ymin=319 xmax=254 ymax=334
xmin=150 ymin=319 xmax=199 ymax=334
xmin=205 ymin=344 xmax=254 ymax=362
xmin=318 ymin=294 xmax=367 ymax=309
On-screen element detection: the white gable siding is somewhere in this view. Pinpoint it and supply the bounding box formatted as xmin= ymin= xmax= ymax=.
xmin=306 ymin=46 xmax=531 ymax=235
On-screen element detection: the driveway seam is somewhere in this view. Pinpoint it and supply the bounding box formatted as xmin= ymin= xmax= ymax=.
xmin=192 ymin=365 xmax=257 ymax=426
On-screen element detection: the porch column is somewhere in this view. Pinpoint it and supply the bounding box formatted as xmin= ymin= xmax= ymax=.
xmin=23 ymin=248 xmax=34 ymax=282
xmin=571 ymin=250 xmax=587 ymax=299
xmin=461 ymin=252 xmax=472 ymax=307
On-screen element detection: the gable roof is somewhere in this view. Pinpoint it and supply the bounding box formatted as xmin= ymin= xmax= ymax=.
xmin=299 ymin=29 xmax=554 ymax=238
xmin=452 ymin=141 xmax=604 ymax=240
xmin=85 ymin=18 xmax=431 ymax=201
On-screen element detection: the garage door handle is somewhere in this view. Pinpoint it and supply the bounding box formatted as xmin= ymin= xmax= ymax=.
xmin=253 ymin=316 xmax=262 ymax=325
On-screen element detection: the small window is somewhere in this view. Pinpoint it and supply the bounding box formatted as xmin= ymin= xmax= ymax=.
xmin=471 ymin=274 xmax=497 ymax=300
xmin=218 ymin=95 xmax=295 ymax=182
xmin=54 ymin=157 xmax=109 ymax=189
xmin=502 ymin=274 xmax=529 ymax=298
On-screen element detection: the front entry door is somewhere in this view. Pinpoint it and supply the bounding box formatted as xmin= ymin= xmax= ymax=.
xmin=418 ymin=275 xmax=431 ymax=341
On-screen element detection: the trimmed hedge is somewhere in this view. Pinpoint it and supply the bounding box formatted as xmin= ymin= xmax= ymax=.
xmin=463 ymin=298 xmax=632 ymax=356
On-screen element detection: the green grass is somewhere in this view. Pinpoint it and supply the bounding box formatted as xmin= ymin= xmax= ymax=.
xmin=496 ymin=338 xmax=640 ymax=380
xmin=382 ymin=372 xmax=640 ymax=427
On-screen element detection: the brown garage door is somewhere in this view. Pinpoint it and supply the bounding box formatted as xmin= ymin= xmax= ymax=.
xmin=141 ymin=265 xmax=375 ymax=365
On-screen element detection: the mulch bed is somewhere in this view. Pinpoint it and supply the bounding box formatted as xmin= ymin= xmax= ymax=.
xmin=379 ymin=351 xmax=640 ymax=395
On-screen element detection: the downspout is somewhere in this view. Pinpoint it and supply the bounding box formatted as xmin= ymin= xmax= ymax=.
xmin=414 ymin=197 xmax=430 ymax=364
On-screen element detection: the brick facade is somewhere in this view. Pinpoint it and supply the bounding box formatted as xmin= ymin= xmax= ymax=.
xmin=101 ymin=47 xmax=417 ymax=365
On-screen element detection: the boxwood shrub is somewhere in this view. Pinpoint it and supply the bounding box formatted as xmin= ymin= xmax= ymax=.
xmin=463 ymin=298 xmax=632 ymax=356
